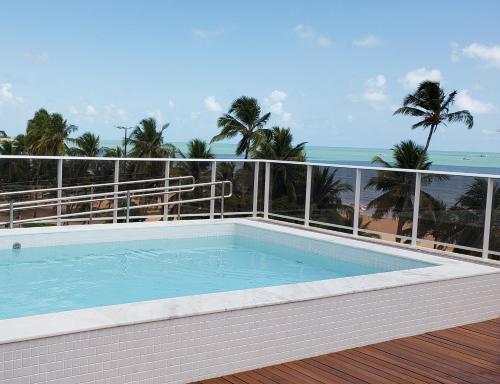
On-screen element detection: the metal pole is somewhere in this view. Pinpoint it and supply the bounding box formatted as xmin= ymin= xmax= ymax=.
xmin=89 ymin=186 xmax=94 ymax=223
xmin=482 ymin=177 xmax=494 ymax=259
xmin=113 ymin=160 xmax=119 ymax=223
xmin=163 ymin=160 xmax=170 ymax=221
xmin=9 ymin=201 xmax=14 ymax=229
xmin=304 ymin=165 xmax=312 ymax=226
xmin=252 ymin=162 xmax=259 ymax=217
xmin=263 ymin=162 xmax=270 ymax=219
xmin=177 ymin=178 xmax=181 ymax=219
xmin=353 ymin=168 xmax=361 ymax=236
xmin=126 ymin=190 xmax=131 ymax=223
xmin=57 ymin=158 xmax=63 ymax=226
xmin=220 ymin=182 xmax=225 ymax=220
xmin=210 ymin=161 xmax=216 ymax=219
xmin=411 ymin=173 xmax=421 ymax=246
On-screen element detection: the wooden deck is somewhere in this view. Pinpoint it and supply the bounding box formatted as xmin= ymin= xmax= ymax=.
xmin=194 ymin=318 xmax=500 ymax=384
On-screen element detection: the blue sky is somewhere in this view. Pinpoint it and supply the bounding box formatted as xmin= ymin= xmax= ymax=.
xmin=1 ymin=0 xmax=499 ymax=151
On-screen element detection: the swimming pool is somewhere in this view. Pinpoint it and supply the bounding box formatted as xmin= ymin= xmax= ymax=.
xmin=0 ymin=219 xmax=498 ymax=384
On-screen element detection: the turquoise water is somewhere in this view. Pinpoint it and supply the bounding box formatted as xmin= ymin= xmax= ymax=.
xmin=101 ymin=140 xmax=500 ymax=174
xmin=0 ymin=235 xmax=432 ymax=320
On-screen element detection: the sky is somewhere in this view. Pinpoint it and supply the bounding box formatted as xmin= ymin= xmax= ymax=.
xmin=1 ymin=0 xmax=499 ymax=151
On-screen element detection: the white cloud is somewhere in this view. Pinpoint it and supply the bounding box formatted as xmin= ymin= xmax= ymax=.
xmin=23 ymin=51 xmax=49 ymax=63
xmin=294 ymin=24 xmax=332 ymax=48
xmin=399 ymin=68 xmax=443 ymax=89
xmin=192 ymin=27 xmax=224 ymax=40
xmin=104 ymin=104 xmax=128 ymax=122
xmin=463 ymin=43 xmax=500 ymax=68
xmin=353 ymin=35 xmax=380 ymax=47
xmin=363 ymin=75 xmax=387 ymax=103
xmin=168 ymin=99 xmax=175 ymax=109
xmin=203 ymin=96 xmax=222 ymax=112
xmin=69 ymin=106 xmax=78 ymax=114
xmin=264 ymin=90 xmax=292 ymax=122
xmin=0 ymin=83 xmax=23 ymax=106
xmin=456 ymin=90 xmax=493 ymax=114
xmin=347 ymin=115 xmax=354 ymax=122
xmin=85 ymin=105 xmax=97 ymax=115
xmin=481 ymin=129 xmax=498 ymax=135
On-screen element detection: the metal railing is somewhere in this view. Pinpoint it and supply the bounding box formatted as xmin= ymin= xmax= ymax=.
xmin=0 ymin=175 xmax=232 ymax=227
xmin=0 ymin=155 xmax=498 ymax=260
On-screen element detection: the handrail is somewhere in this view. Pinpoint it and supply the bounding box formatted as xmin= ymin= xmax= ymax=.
xmin=0 ymin=175 xmax=195 ymax=198
xmin=0 ymin=155 xmax=498 ymax=178
xmin=2 ymin=180 xmax=232 ymax=227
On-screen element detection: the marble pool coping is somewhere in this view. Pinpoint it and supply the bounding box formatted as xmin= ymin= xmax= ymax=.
xmin=0 ymin=219 xmax=498 ymax=344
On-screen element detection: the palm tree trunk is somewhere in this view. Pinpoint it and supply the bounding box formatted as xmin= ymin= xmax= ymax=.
xmin=416 ymin=125 xmax=436 ymax=169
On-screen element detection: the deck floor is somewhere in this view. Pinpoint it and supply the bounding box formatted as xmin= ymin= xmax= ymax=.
xmin=194 ymin=318 xmax=500 ymax=384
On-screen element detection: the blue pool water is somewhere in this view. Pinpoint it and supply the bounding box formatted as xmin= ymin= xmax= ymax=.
xmin=0 ymin=235 xmax=433 ymax=320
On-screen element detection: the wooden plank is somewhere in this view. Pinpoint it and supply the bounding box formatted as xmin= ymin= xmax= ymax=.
xmin=191 ymin=319 xmax=500 ymax=384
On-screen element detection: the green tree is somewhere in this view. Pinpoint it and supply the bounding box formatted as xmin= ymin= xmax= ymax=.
xmin=103 ymin=146 xmax=124 ymax=158
xmin=366 ymin=140 xmax=442 ymax=242
xmin=393 ymin=81 xmax=473 ymax=167
xmin=69 ymin=132 xmax=101 ymax=157
xmin=212 ymin=96 xmax=271 ymax=159
xmin=448 ymin=178 xmax=500 ymax=256
xmin=178 ymin=139 xmax=214 ymax=181
xmin=128 ymin=118 xmax=176 ymax=158
xmin=0 ymin=135 xmax=29 ymax=184
xmin=26 ymin=109 xmax=77 ymax=155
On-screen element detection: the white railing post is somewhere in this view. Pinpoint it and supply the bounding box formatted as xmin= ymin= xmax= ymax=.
xmin=304 ymin=165 xmax=312 ymax=226
xmin=411 ymin=172 xmax=421 ymax=246
xmin=210 ymin=161 xmax=216 ymax=219
xmin=353 ymin=168 xmax=361 ymax=236
xmin=56 ymin=158 xmax=63 ymax=226
xmin=113 ymin=159 xmax=119 ymax=223
xmin=163 ymin=160 xmax=170 ymax=221
xmin=263 ymin=162 xmax=270 ymax=219
xmin=252 ymin=161 xmax=260 ymax=217
xmin=482 ymin=177 xmax=494 ymax=259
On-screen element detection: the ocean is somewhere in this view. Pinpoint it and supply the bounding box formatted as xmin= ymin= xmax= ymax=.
xmin=101 ymin=140 xmax=500 ymax=175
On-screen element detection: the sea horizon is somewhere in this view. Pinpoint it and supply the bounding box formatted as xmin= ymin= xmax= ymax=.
xmin=101 ymin=139 xmax=500 ymax=175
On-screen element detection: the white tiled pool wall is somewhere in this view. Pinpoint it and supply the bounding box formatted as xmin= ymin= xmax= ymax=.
xmin=234 ymin=223 xmax=434 ymax=270
xmin=1 ymin=272 xmax=498 ymax=384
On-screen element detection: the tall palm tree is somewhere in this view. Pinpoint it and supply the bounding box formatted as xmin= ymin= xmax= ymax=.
xmin=366 ymin=140 xmax=442 ymax=242
xmin=211 ymin=96 xmax=271 ymax=159
xmin=128 ymin=118 xmax=176 ymax=158
xmin=393 ymin=81 xmax=473 ymax=167
xmin=448 ymin=178 xmax=500 ymax=255
xmin=26 ymin=109 xmax=77 ymax=155
xmin=103 ymin=146 xmax=124 ymax=158
xmin=0 ymin=135 xmax=29 ymax=184
xmin=255 ymin=127 xmax=306 ymax=209
xmin=178 ymin=139 xmax=214 ymax=181
xmin=311 ymin=167 xmax=353 ymax=225
xmin=69 ymin=132 xmax=101 ymax=157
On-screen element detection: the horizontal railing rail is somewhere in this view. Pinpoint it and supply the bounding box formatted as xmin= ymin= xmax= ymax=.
xmin=0 ymin=155 xmax=497 ymax=261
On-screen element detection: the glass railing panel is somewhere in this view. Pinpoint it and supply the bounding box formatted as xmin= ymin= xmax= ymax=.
xmin=0 ymin=158 xmax=58 ymax=228
xmin=215 ymin=161 xmax=254 ymax=216
xmin=310 ymin=166 xmax=355 ymax=234
xmin=269 ymin=163 xmax=307 ymax=221
xmin=418 ymin=174 xmax=486 ymax=257
xmin=489 ymin=179 xmax=499 ymax=260
xmin=359 ymin=169 xmax=415 ymax=243
xmin=170 ymin=160 xmax=212 ymax=218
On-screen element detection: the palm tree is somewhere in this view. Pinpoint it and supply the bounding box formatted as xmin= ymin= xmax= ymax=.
xmin=211 ymin=96 xmax=271 ymax=159
xmin=69 ymin=132 xmax=101 ymax=157
xmin=128 ymin=118 xmax=176 ymax=158
xmin=448 ymin=178 xmax=500 ymax=256
xmin=366 ymin=140 xmax=442 ymax=242
xmin=178 ymin=139 xmax=214 ymax=181
xmin=393 ymin=81 xmax=473 ymax=167
xmin=255 ymin=127 xmax=307 ymax=212
xmin=0 ymin=135 xmax=29 ymax=184
xmin=26 ymin=109 xmax=77 ymax=155
xmin=311 ymin=168 xmax=353 ymax=224
xmin=103 ymin=146 xmax=124 ymax=158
